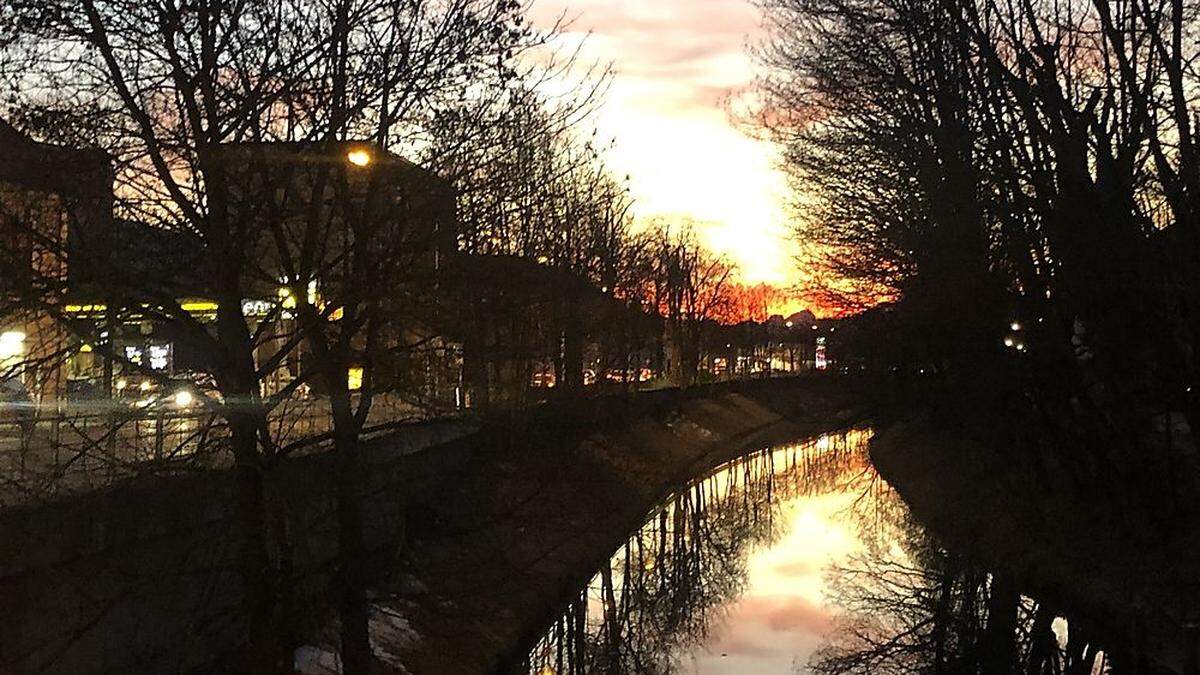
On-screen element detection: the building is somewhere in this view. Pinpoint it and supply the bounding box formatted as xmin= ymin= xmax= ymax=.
xmin=0 ymin=118 xmax=113 ymax=405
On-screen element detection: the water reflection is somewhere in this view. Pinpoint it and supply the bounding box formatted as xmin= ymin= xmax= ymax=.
xmin=522 ymin=431 xmax=1111 ymax=675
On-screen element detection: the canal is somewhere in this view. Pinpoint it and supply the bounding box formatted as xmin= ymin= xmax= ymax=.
xmin=368 ymin=411 xmax=1122 ymax=675
xmin=513 ymin=430 xmax=1099 ymax=675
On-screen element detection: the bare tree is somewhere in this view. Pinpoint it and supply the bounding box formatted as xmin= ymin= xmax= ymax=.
xmin=1 ymin=0 xmax=556 ymax=669
xmin=648 ymin=222 xmax=735 ymax=388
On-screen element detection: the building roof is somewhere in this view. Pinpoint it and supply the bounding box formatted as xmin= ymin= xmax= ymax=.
xmin=0 ymin=118 xmax=112 ymax=200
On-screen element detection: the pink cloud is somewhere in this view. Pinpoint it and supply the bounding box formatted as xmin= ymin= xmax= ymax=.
xmin=532 ymin=0 xmax=763 ymax=90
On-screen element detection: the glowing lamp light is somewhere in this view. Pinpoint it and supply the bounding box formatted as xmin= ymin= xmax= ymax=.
xmin=346 ymin=149 xmax=372 ymax=167
xmin=116 ymin=378 xmax=128 ymax=390
xmin=139 ymin=380 xmax=152 ymax=392
xmin=1010 ymin=322 xmax=1022 ymax=331
xmin=174 ymin=390 xmax=194 ymax=407
xmin=0 ymin=330 xmax=26 ymax=359
xmin=785 ymin=321 xmax=794 ymax=328
xmin=1004 ymin=337 xmax=1014 ymax=347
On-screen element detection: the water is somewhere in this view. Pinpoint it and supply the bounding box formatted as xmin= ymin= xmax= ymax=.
xmin=522 ymin=430 xmax=1105 ymax=675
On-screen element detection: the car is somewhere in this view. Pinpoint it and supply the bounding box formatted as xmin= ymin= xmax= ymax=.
xmin=0 ymin=377 xmax=36 ymax=437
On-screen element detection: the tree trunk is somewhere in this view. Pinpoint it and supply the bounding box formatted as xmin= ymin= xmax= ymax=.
xmin=980 ymin=574 xmax=1019 ymax=675
xmin=561 ymin=300 xmax=584 ymax=392
xmin=332 ymin=407 xmax=372 ymax=674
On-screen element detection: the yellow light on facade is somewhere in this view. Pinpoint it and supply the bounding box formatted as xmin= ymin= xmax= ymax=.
xmin=347 ymin=367 xmax=364 ymax=391
xmin=139 ymin=380 xmax=152 ymax=392
xmin=65 ymin=304 xmax=107 ymax=314
xmin=181 ymin=301 xmax=218 ymax=312
xmin=346 ymin=149 xmax=372 ymax=167
xmin=116 ymin=379 xmax=128 ymax=390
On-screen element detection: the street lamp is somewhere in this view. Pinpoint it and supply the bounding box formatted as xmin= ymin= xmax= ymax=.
xmin=0 ymin=330 xmax=25 ymax=359
xmin=346 ymin=148 xmax=372 ymax=167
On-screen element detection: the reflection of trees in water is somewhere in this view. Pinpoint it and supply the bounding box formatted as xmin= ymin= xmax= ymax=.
xmin=523 ymin=427 xmax=1118 ymax=675
xmin=813 ymin=510 xmax=1111 ymax=675
xmin=523 ymin=430 xmax=875 ymax=674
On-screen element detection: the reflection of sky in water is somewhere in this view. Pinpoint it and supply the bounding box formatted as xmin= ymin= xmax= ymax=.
xmin=678 ymin=464 xmax=885 ymax=673
xmin=680 ymin=498 xmax=852 ymax=673
xmin=527 ymin=429 xmax=898 ymax=674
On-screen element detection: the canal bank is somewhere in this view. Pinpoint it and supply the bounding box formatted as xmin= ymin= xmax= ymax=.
xmin=868 ymin=411 xmax=1200 ymax=674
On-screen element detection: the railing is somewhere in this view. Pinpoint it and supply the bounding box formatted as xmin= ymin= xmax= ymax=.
xmin=0 ymin=393 xmax=430 ymax=505
xmin=0 ymin=362 xmax=829 ymax=505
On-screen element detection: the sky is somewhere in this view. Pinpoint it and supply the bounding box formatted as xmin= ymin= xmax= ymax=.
xmin=528 ymin=0 xmax=799 ymax=288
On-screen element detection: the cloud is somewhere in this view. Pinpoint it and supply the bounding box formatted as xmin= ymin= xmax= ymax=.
xmin=533 ymin=0 xmax=762 ymax=98
xmin=529 ymin=0 xmax=801 ymax=287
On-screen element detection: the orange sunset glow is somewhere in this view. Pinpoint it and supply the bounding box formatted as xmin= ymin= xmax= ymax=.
xmin=529 ymin=0 xmax=808 ymax=316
